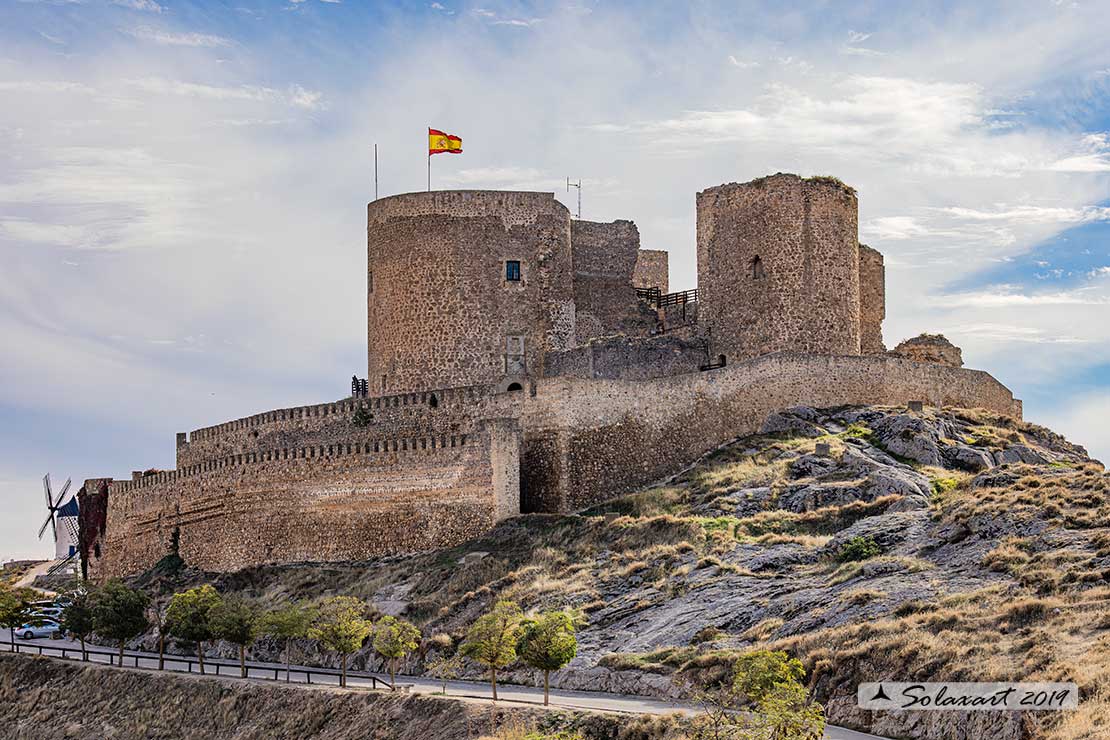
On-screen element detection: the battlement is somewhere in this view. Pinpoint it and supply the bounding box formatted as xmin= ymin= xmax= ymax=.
xmin=367 ymin=190 xmax=568 ymax=228
xmin=119 ymin=432 xmax=475 ymax=495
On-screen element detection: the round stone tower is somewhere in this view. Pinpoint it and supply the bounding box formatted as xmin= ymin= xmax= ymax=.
xmin=367 ymin=190 xmax=575 ymax=395
xmin=695 ymin=173 xmax=862 ymax=362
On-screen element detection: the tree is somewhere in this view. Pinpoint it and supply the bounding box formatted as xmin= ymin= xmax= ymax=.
xmin=731 ymin=650 xmax=806 ymax=705
xmin=518 ymin=609 xmax=581 ymax=705
xmin=89 ymin=579 xmax=149 ymax=664
xmin=685 ymin=649 xmax=824 ymax=740
xmin=166 ymin=584 xmax=222 ymax=675
xmin=259 ymin=601 xmax=316 ymax=682
xmin=59 ymin=589 xmax=95 ymax=661
xmin=371 ymin=616 xmax=421 ymax=688
xmin=426 ymin=653 xmax=465 ymax=695
xmin=0 ymin=583 xmax=36 ymax=649
xmin=147 ymin=602 xmax=170 ymax=670
xmin=750 ymin=681 xmax=825 ymax=740
xmin=309 ymin=596 xmax=372 ymax=688
xmin=460 ymin=600 xmax=524 ymax=701
xmin=210 ymin=597 xmax=258 ymax=678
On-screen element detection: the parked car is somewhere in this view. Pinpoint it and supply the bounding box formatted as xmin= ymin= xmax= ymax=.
xmin=32 ymin=607 xmax=62 ymax=619
xmin=18 ymin=619 xmax=62 ymax=639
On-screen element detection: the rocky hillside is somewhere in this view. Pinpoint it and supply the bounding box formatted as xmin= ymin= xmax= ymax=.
xmin=109 ymin=405 xmax=1108 ymax=740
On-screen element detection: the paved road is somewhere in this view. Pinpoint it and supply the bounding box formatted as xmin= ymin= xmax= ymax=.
xmin=2 ymin=637 xmax=888 ymax=740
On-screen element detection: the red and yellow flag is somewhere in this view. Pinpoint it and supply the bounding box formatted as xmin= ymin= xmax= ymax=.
xmin=429 ymin=128 xmax=462 ymax=155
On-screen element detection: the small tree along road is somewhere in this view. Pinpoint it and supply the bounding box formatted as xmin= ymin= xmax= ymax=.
xmin=259 ymin=601 xmax=316 ymax=683
xmin=60 ymin=589 xmax=95 ymax=661
xmin=460 ymin=600 xmax=524 ymax=702
xmin=90 ymin=580 xmax=149 ymax=664
xmin=371 ymin=616 xmax=421 ymax=688
xmin=166 ymin=584 xmax=222 ymax=675
xmin=210 ymin=596 xmax=259 ymax=678
xmin=518 ymin=609 xmax=581 ymax=706
xmin=309 ymin=596 xmax=372 ymax=688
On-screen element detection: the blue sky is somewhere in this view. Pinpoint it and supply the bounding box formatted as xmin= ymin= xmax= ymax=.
xmin=2 ymin=0 xmax=1109 ymax=560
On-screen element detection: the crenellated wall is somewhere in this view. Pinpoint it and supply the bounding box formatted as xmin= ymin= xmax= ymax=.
xmin=176 ymin=385 xmax=504 ymax=469
xmin=97 ymin=419 xmax=520 ymax=578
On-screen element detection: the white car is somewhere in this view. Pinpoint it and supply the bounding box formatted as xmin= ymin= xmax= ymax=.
xmin=18 ymin=619 xmax=62 ymax=639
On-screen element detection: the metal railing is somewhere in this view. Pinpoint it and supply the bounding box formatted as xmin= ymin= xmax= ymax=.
xmin=1 ymin=640 xmax=392 ymax=690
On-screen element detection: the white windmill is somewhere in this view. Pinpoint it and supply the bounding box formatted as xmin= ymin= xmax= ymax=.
xmin=39 ymin=474 xmax=80 ymax=564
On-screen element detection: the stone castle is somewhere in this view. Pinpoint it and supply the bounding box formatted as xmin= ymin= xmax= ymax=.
xmin=84 ymin=173 xmax=1021 ymax=578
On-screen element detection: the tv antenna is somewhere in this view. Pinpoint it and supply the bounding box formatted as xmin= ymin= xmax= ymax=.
xmin=566 ymin=178 xmax=581 ymax=220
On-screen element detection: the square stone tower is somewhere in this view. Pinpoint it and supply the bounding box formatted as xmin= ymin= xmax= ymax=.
xmin=696 ymin=173 xmax=862 ymax=362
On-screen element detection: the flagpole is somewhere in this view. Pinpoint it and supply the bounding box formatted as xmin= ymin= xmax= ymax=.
xmin=427 ymin=126 xmax=431 ymax=191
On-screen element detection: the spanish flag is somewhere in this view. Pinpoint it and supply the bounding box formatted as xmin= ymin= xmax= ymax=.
xmin=429 ymin=128 xmax=462 ymax=155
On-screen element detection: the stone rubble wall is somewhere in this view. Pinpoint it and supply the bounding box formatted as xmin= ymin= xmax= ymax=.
xmin=177 ymin=385 xmax=507 ymax=469
xmin=696 ymin=174 xmax=862 ymax=362
xmin=543 ymin=333 xmax=707 ymax=381
xmin=858 ymin=243 xmax=886 ymax=354
xmin=632 ymin=248 xmax=669 ymax=293
xmin=366 ymin=191 xmax=576 ymax=395
xmin=520 ymin=352 xmax=1021 ymax=512
xmin=96 ymin=418 xmax=520 ymax=578
xmin=570 ymin=219 xmax=658 ymax=342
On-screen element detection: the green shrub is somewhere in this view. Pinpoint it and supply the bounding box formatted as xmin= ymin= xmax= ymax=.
xmin=837 ymin=536 xmax=881 ymax=563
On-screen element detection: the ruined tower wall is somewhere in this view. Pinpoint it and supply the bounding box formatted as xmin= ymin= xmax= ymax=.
xmin=97 ymin=419 xmax=520 ymax=578
xmin=696 ymin=174 xmax=862 ymax=362
xmin=859 ymin=244 xmax=886 ymax=354
xmin=570 ymin=219 xmax=657 ymax=341
xmin=367 ymin=191 xmax=576 ymax=395
xmin=633 ymin=249 xmax=669 ymax=293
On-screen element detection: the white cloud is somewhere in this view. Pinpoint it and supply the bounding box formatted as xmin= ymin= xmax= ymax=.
xmin=124 ymin=27 xmax=232 ymax=47
xmin=939 ymin=204 xmax=1110 ymax=224
xmin=727 ymin=55 xmax=760 ymax=69
xmin=112 ymin=0 xmax=163 ymax=11
xmin=944 ymin=289 xmax=1110 ymax=308
xmin=430 ymin=2 xmax=453 ymax=13
xmin=124 ymin=77 xmax=325 ymax=109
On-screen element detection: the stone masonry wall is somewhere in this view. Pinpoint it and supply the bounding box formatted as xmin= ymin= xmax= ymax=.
xmin=520 ymin=352 xmax=1020 ymax=512
xmin=367 ymin=191 xmax=576 ymax=395
xmin=696 ymin=174 xmax=862 ymax=362
xmin=97 ymin=419 xmax=520 ymax=578
xmin=544 ymin=333 xmax=707 ymax=381
xmin=859 ymin=244 xmax=886 ymax=354
xmin=633 ymin=249 xmax=669 ymax=294
xmin=570 ymin=220 xmax=657 ymax=342
xmin=176 ymin=385 xmax=507 ymax=469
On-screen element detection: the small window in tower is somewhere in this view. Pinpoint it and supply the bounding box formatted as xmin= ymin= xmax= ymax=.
xmin=750 ymin=256 xmax=765 ymax=280
xmin=505 ymin=260 xmax=522 ymax=282
xmin=368 ymin=271 xmax=374 ymax=293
